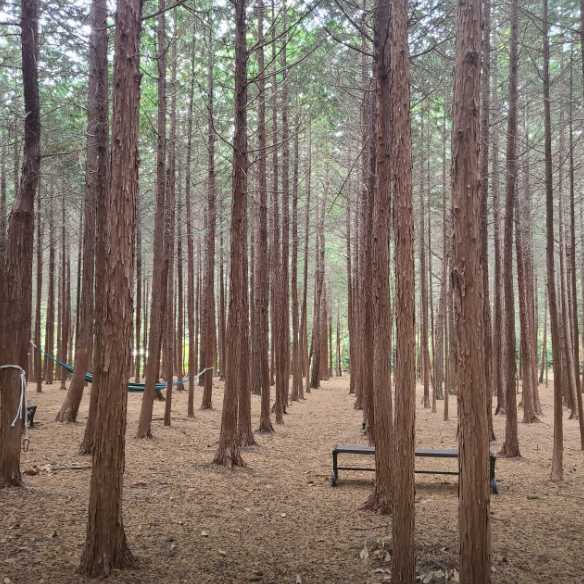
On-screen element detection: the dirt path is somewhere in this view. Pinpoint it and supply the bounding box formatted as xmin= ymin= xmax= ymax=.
xmin=1 ymin=375 xmax=583 ymax=583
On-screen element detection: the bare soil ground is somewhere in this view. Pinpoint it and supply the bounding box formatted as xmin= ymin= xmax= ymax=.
xmin=1 ymin=376 xmax=583 ymax=584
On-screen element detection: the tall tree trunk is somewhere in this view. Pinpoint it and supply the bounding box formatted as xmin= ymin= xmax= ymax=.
xmin=0 ymin=0 xmax=40 ymax=487
xmin=44 ymin=195 xmax=56 ymax=384
xmin=136 ymin=0 xmax=169 ymax=438
xmin=452 ymin=0 xmax=491 ymax=579
xmin=79 ymin=0 xmax=142 ymax=571
xmin=365 ymin=0 xmax=392 ymax=513
xmin=56 ymin=0 xmax=106 ymax=421
xmin=185 ymin=18 xmax=196 ymax=418
xmin=353 ymin=6 xmax=368 ymax=412
xmin=346 ymin=188 xmax=354 ymax=393
xmin=135 ymin=202 xmax=142 ymax=381
xmin=557 ymin=89 xmax=577 ymax=419
xmin=299 ymin=121 xmax=311 ymax=395
xmin=543 ymin=0 xmax=563 ymax=482
xmin=163 ymin=19 xmax=177 ymax=427
xmin=480 ymin=0 xmax=494 ymax=439
xmin=568 ymin=49 xmax=584 ymax=446
xmin=218 ymin=195 xmax=226 ymax=380
xmin=310 ymin=199 xmax=326 ymax=390
xmin=517 ymin=142 xmax=538 ymax=423
xmin=195 ymin=240 xmax=201 ymax=385
xmin=214 ymin=0 xmax=248 ymax=466
xmin=34 ymin=193 xmax=42 ymax=392
xmin=59 ymin=205 xmax=70 ymax=391
xmin=290 ymin=116 xmax=301 ymax=401
xmin=390 ymin=0 xmax=416 ymax=577
xmin=500 ymin=0 xmax=521 ymax=458
xmin=539 ymin=290 xmax=548 ymax=385
xmin=176 ymin=177 xmax=184 ymax=381
xmin=0 ymin=133 xmax=6 ymax=263
xmin=270 ymin=0 xmax=282 ymax=418
xmin=419 ymin=113 xmax=430 ymax=410
xmin=256 ymin=0 xmax=273 ymax=433
xmin=278 ymin=0 xmax=291 ymax=412
xmin=201 ymin=18 xmax=216 ymax=410
xmin=336 ymin=305 xmax=342 ymax=376
xmin=491 ymin=37 xmax=505 ymax=416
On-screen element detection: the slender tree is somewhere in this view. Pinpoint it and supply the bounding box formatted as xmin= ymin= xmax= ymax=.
xmin=201 ymin=17 xmax=216 ymax=410
xmin=419 ymin=113 xmax=430 ymax=410
xmin=0 ymin=0 xmax=41 ymax=487
xmin=366 ymin=0 xmax=392 ymax=513
xmin=452 ymin=0 xmax=491 ymax=579
xmin=391 ymin=0 xmax=416 ymax=576
xmin=33 ymin=193 xmax=42 ymax=393
xmin=214 ymin=0 xmax=248 ymax=466
xmin=544 ymin=0 xmax=563 ymax=481
xmin=480 ymin=0 xmax=494 ymax=438
xmin=185 ymin=17 xmax=196 ymax=418
xmin=499 ymin=0 xmax=521 ymax=458
xmin=163 ymin=18 xmax=177 ymax=427
xmin=44 ymin=195 xmax=56 ymax=384
xmin=55 ymin=0 xmax=106 ymax=422
xmin=136 ymin=0 xmax=169 ymax=438
xmin=256 ymin=0 xmax=273 ymax=433
xmin=79 ymin=0 xmax=143 ymax=571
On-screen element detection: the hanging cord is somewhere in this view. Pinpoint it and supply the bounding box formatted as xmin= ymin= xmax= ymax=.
xmin=0 ymin=364 xmax=29 ymax=452
xmin=195 ymin=367 xmax=213 ymax=379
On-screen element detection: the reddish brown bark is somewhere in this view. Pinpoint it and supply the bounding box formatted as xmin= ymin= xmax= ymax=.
xmin=278 ymin=0 xmax=291 ymax=410
xmin=201 ymin=20 xmax=216 ymax=411
xmin=365 ymin=0 xmax=392 ymax=513
xmin=44 ymin=195 xmax=56 ymax=384
xmin=452 ymin=0 xmax=491 ymax=579
xmin=480 ymin=0 xmax=495 ymax=439
xmin=390 ymin=0 xmax=416 ymax=577
xmin=567 ymin=52 xmax=584 ymax=446
xmin=163 ymin=21 xmax=177 ymax=427
xmin=56 ymin=0 xmax=106 ymax=422
xmin=290 ymin=117 xmax=301 ymax=401
xmin=34 ymin=194 xmax=42 ymax=393
xmin=299 ymin=125 xmax=311 ymax=398
xmin=79 ymin=0 xmax=142 ymax=571
xmin=499 ymin=0 xmax=521 ymax=458
xmin=256 ymin=0 xmax=273 ymax=433
xmin=419 ymin=112 xmax=430 ymax=410
xmin=185 ymin=22 xmax=196 ymax=417
xmin=0 ymin=0 xmax=41 ymax=487
xmin=543 ymin=0 xmax=563 ymax=482
xmin=136 ymin=0 xmax=169 ymax=438
xmin=214 ymin=0 xmax=248 ymax=466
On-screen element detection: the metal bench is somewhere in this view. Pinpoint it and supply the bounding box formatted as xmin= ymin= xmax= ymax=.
xmin=330 ymin=444 xmax=498 ymax=494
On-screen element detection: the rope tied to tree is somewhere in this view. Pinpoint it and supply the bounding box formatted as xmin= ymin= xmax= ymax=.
xmin=0 ymin=364 xmax=30 ymax=451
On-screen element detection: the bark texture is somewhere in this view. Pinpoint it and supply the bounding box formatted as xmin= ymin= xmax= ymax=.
xmin=79 ymin=0 xmax=142 ymax=574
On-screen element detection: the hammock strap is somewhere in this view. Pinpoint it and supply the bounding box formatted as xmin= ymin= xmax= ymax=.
xmin=0 ymin=364 xmax=30 ymax=451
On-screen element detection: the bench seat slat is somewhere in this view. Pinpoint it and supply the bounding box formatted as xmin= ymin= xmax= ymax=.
xmin=333 ymin=445 xmax=460 ymax=458
xmin=331 ymin=443 xmax=498 ymax=494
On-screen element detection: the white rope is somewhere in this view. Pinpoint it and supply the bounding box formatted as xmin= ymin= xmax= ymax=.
xmin=172 ymin=367 xmax=213 ymax=387
xmin=0 ymin=364 xmax=29 ymax=451
xmin=195 ymin=367 xmax=213 ymax=379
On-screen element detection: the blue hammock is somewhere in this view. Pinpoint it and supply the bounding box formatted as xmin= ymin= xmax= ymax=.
xmin=40 ymin=349 xmax=168 ymax=393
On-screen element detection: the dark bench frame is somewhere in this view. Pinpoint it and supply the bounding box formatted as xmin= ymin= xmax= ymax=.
xmin=330 ymin=444 xmax=498 ymax=494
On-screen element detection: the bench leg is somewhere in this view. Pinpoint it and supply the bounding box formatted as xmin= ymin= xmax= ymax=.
xmin=330 ymin=451 xmax=338 ymax=486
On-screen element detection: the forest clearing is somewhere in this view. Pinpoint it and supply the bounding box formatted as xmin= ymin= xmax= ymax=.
xmin=2 ymin=0 xmax=584 ymax=581
xmin=1 ymin=377 xmax=583 ymax=584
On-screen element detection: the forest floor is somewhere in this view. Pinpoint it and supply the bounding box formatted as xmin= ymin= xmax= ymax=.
xmin=1 ymin=375 xmax=583 ymax=584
